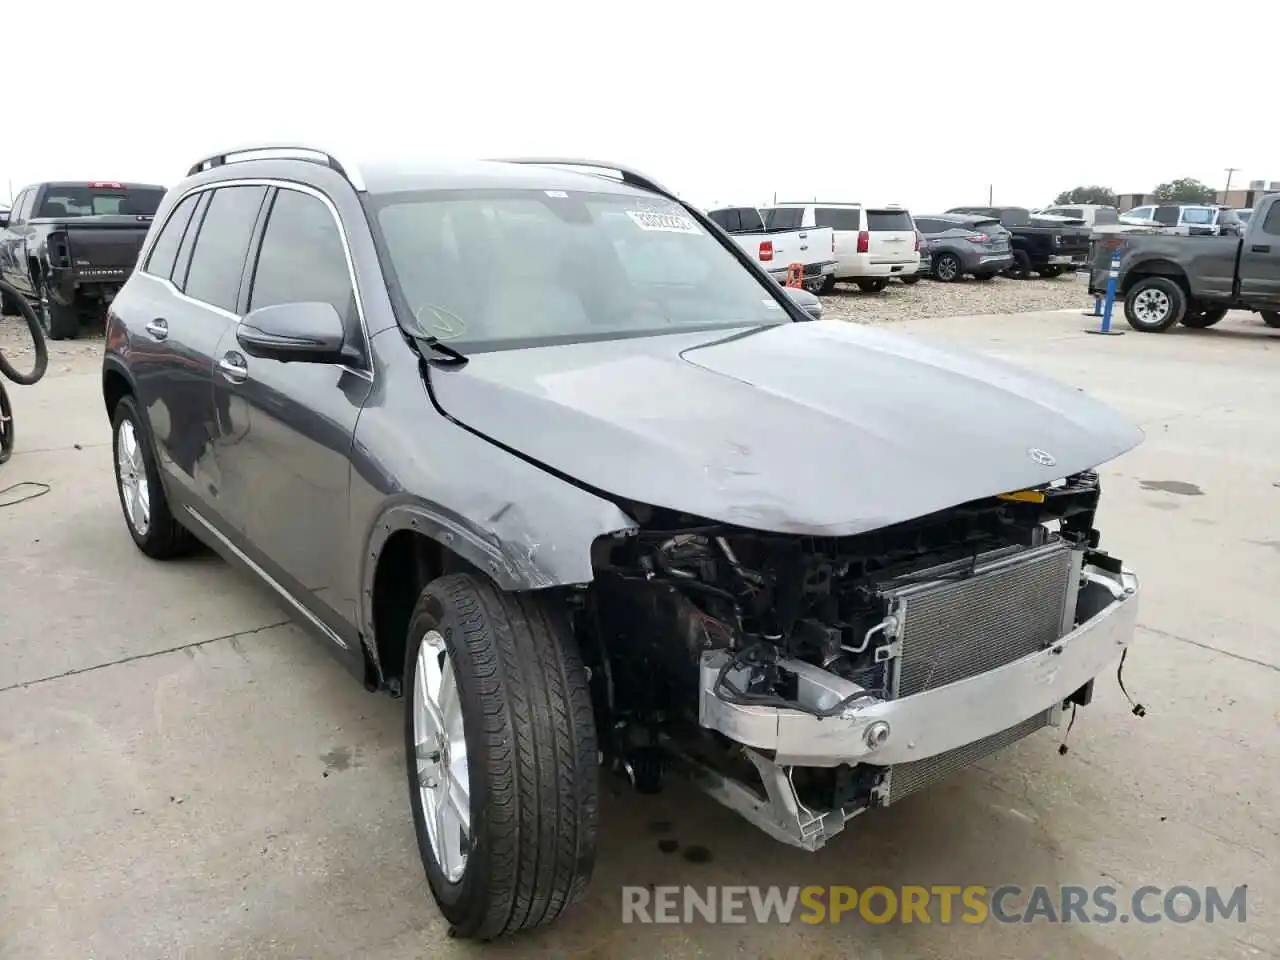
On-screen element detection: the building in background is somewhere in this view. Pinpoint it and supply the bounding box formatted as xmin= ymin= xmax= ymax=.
xmin=1117 ymin=180 xmax=1280 ymax=212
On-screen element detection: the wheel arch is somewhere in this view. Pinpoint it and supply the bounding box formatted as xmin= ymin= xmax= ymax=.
xmin=1120 ymin=259 xmax=1189 ymax=296
xmin=102 ymin=358 xmax=137 ymax=419
xmin=361 ymin=497 xmax=631 ymax=693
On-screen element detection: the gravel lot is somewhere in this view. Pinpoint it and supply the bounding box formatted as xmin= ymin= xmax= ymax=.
xmin=1 ymin=273 xmax=1091 ymax=363
xmin=820 ymin=272 xmax=1091 ymax=323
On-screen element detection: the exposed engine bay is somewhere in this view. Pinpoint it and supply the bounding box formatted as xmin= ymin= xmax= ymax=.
xmin=574 ymin=471 xmax=1135 ymax=850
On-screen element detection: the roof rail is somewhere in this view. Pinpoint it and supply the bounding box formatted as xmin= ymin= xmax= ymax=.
xmin=494 ymin=157 xmax=672 ymax=199
xmin=186 ymin=143 xmax=365 ymax=190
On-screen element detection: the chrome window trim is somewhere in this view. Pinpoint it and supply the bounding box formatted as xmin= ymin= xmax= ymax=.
xmin=137 ymin=177 xmax=374 ymax=381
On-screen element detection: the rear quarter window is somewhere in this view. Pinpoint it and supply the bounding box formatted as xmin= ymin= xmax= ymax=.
xmin=814 ymin=207 xmax=862 ymax=231
xmin=866 ymin=210 xmax=913 ymax=231
xmin=143 ymin=193 xmax=200 ymax=280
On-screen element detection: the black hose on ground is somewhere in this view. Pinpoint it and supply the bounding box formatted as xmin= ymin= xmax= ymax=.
xmin=1 ymin=277 xmax=50 ymax=465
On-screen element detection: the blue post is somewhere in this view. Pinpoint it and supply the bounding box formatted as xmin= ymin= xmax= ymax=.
xmin=1086 ymin=250 xmax=1125 ymax=336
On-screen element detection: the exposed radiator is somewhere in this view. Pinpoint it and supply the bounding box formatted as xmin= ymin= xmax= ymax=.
xmin=886 ymin=540 xmax=1076 ymax=698
xmin=884 ymin=710 xmax=1053 ymax=805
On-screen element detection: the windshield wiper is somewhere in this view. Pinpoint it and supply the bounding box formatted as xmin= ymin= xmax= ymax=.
xmin=411 ymin=334 xmax=468 ymax=367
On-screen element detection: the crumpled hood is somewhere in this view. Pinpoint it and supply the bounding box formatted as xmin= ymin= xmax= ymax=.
xmin=430 ymin=321 xmax=1144 ymax=536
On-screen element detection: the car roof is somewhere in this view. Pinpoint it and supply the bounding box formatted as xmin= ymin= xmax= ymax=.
xmin=179 ymin=149 xmax=665 ymax=201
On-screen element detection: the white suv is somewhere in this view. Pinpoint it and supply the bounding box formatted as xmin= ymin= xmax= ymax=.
xmin=760 ymin=202 xmax=920 ymax=293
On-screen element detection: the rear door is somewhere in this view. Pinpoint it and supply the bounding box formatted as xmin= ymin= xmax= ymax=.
xmin=131 ymin=184 xmax=269 ymax=521
xmin=865 ymin=208 xmax=917 ymax=266
xmin=1238 ymin=198 xmax=1280 ymax=306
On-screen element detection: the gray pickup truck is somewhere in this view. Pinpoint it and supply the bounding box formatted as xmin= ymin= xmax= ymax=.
xmin=1088 ymin=193 xmax=1280 ymax=332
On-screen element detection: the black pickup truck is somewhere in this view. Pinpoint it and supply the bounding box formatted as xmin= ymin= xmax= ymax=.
xmin=1087 ymin=193 xmax=1280 ymax=333
xmin=945 ymin=205 xmax=1092 ymax=279
xmin=0 ymin=181 xmax=165 ymax=339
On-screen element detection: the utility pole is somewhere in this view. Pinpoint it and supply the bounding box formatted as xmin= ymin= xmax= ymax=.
xmin=1223 ymin=167 xmax=1239 ymax=202
xmin=988 ymin=184 xmax=993 ymax=204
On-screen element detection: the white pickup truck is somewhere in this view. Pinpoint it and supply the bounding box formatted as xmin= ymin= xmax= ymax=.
xmin=706 ymin=206 xmax=837 ymax=293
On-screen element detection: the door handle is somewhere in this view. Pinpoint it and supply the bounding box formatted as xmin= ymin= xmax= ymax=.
xmin=798 ymin=232 xmax=808 ymax=238
xmin=1252 ymin=244 xmax=1271 ymax=253
xmin=145 ymin=318 xmax=168 ymax=340
xmin=217 ymin=352 xmax=248 ymax=383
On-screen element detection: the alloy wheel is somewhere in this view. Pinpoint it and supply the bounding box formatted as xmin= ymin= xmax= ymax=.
xmin=413 ymin=629 xmax=471 ymax=883
xmin=115 ymin=419 xmax=151 ymax=536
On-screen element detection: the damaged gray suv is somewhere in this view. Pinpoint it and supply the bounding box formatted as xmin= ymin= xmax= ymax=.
xmin=101 ymin=146 xmax=1144 ymax=941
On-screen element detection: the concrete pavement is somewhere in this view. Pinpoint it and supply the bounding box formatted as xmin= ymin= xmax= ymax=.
xmin=1 ymin=309 xmax=1277 ymax=959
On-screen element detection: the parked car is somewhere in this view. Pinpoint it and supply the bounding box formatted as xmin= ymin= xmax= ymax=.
xmin=0 ymin=181 xmax=165 ymax=338
xmin=1089 ymin=193 xmax=1280 ymax=332
xmin=103 ymin=146 xmax=1145 ymax=941
xmin=1119 ymin=204 xmax=1244 ymax=236
xmin=901 ymin=228 xmax=930 ymax=284
xmin=758 ymin=202 xmax=921 ymax=293
xmin=1036 ymin=204 xmax=1121 ymax=229
xmin=705 ymin=205 xmax=836 ymax=292
xmin=913 ymin=214 xmax=1014 ymax=282
xmin=945 ymin=205 xmax=1091 ymax=278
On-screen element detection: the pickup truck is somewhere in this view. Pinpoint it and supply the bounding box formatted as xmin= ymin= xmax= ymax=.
xmin=0 ymin=181 xmax=165 ymax=339
xmin=1088 ymin=193 xmax=1280 ymax=332
xmin=946 ymin=205 xmax=1092 ymax=279
xmin=705 ymin=205 xmax=837 ymax=293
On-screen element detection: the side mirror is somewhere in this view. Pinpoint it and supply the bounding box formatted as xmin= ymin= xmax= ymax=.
xmin=236 ymin=302 xmax=348 ymax=363
xmin=782 ymin=285 xmax=823 ymax=321
xmin=0 ymin=215 xmax=9 ymax=229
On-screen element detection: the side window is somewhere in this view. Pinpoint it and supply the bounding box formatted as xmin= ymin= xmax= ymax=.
xmin=1153 ymin=206 xmax=1180 ymax=226
xmin=183 ymin=186 xmax=268 ymax=313
xmin=143 ymin=194 xmax=200 ymax=280
xmin=1261 ymin=202 xmax=1280 ymax=236
xmin=1095 ymin=207 xmax=1119 ymax=224
xmin=762 ymin=207 xmax=804 ymax=230
xmin=248 ymin=188 xmax=355 ymax=326
xmin=1127 ymin=206 xmax=1153 ymax=220
xmin=172 ymin=192 xmax=210 ymax=291
xmin=12 ymin=190 xmax=33 ymax=223
xmin=814 ymin=207 xmax=863 ymax=231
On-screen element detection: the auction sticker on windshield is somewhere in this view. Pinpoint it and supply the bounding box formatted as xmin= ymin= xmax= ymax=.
xmin=626 ymin=210 xmax=702 ymax=234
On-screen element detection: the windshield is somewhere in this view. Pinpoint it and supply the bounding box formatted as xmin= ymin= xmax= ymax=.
xmin=369 ymin=189 xmax=790 ymax=351
xmin=35 ymin=185 xmax=164 ymax=218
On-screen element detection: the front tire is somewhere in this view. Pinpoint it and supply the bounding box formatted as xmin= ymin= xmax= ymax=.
xmin=1123 ymin=276 xmax=1186 ymax=332
xmin=1005 ymin=249 xmax=1032 ymax=279
xmin=111 ymin=394 xmax=198 ymax=558
xmin=818 ymin=275 xmax=837 ymax=294
xmin=1039 ymin=265 xmax=1064 ymax=278
xmin=900 ymin=276 xmax=921 ymax=285
xmin=856 ymin=279 xmax=888 ymax=293
xmin=404 ymin=573 xmax=599 ymax=940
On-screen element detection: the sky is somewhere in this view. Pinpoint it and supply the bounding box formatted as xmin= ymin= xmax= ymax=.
xmin=2 ymin=0 xmax=1271 ymax=214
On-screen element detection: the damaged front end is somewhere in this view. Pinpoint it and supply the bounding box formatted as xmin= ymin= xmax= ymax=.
xmin=578 ymin=471 xmax=1140 ymax=851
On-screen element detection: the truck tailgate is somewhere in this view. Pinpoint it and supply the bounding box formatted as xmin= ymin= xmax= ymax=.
xmin=54 ymin=217 xmax=152 ymax=278
xmin=866 ymin=209 xmax=916 ymax=264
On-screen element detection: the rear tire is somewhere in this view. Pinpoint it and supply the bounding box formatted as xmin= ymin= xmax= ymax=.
xmin=1005 ymin=249 xmax=1033 ymax=279
xmin=972 ymin=271 xmax=997 ymax=281
xmin=1039 ymin=265 xmax=1064 ymax=278
xmin=1180 ymin=307 xmax=1228 ymax=328
xmin=1261 ymin=311 xmax=1280 ymax=328
xmin=818 ymin=275 xmax=837 ymax=294
xmin=111 ymin=394 xmax=198 ymax=558
xmin=37 ymin=278 xmax=80 ymax=341
xmin=933 ymin=253 xmax=962 ymax=283
xmin=404 ymin=573 xmax=599 ymax=941
xmin=1123 ymin=276 xmax=1185 ymax=332
xmin=900 ymin=276 xmax=921 ymax=285
xmin=856 ymin=279 xmax=888 ymax=293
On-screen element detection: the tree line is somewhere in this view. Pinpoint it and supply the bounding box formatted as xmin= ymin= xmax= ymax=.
xmin=1052 ymin=179 xmax=1218 ymax=207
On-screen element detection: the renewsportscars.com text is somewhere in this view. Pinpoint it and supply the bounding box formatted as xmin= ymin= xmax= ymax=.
xmin=621 ymin=884 xmax=1249 ymax=926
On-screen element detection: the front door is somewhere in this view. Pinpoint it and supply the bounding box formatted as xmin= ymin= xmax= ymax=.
xmin=211 ymin=185 xmax=372 ymax=641
xmin=1238 ymin=200 xmax=1280 ymax=308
